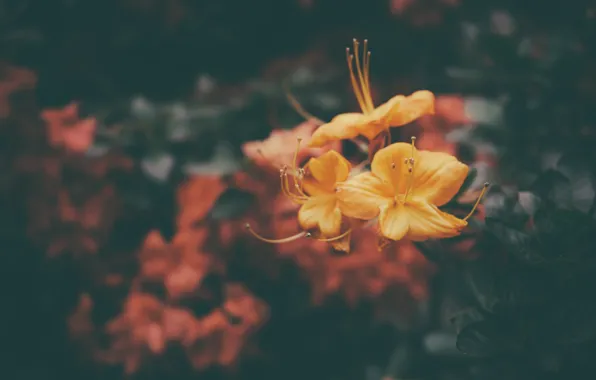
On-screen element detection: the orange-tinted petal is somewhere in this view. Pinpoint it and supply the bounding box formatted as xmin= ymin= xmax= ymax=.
xmin=371 ymin=142 xmax=418 ymax=194
xmin=298 ymin=195 xmax=342 ymax=237
xmin=405 ymin=198 xmax=467 ymax=241
xmin=358 ymin=95 xmax=405 ymax=140
xmin=385 ymin=90 xmax=435 ymax=127
xmin=411 ymin=150 xmax=469 ymax=206
xmin=336 ymin=172 xmax=393 ymax=220
xmin=302 ymin=150 xmax=351 ymax=195
xmin=309 ymin=113 xmax=366 ymax=147
xmin=379 ymin=204 xmax=409 ymax=241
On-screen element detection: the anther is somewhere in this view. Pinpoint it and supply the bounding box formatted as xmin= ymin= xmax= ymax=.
xmin=305 ymin=232 xmax=312 ymax=238
xmin=391 ymin=162 xmax=396 ymax=169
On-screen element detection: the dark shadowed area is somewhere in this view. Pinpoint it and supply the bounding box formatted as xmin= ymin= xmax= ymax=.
xmin=2 ymin=0 xmax=596 ymax=379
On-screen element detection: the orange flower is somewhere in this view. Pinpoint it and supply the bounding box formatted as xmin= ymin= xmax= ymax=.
xmin=309 ymin=39 xmax=435 ymax=147
xmin=336 ymin=138 xmax=488 ymax=243
xmin=246 ymin=147 xmax=353 ymax=251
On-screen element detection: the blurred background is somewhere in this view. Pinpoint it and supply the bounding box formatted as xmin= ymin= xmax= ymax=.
xmin=1 ymin=0 xmax=596 ymax=379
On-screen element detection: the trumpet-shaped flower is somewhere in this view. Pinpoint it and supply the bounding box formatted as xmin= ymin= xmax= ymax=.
xmin=246 ymin=142 xmax=353 ymax=250
xmin=309 ymin=39 xmax=435 ymax=148
xmin=336 ymin=138 xmax=488 ymax=242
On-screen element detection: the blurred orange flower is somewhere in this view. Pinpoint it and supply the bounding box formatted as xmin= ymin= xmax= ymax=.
xmin=310 ymin=40 xmax=434 ymax=147
xmin=337 ymin=141 xmax=476 ymax=242
xmin=41 ymin=102 xmax=97 ymax=153
xmin=176 ymin=175 xmax=226 ymax=231
xmin=138 ymin=230 xmax=214 ymax=300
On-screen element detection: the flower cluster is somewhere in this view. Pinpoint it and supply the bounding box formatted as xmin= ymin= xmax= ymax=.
xmin=246 ymin=39 xmax=488 ymax=253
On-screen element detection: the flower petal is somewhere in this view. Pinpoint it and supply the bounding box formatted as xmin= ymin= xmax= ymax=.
xmin=298 ymin=195 xmax=342 ymax=237
xmin=411 ymin=150 xmax=469 ymax=206
xmin=386 ymin=90 xmax=435 ymax=127
xmin=302 ymin=150 xmax=352 ymax=195
xmin=309 ymin=113 xmax=365 ymax=147
xmin=405 ymin=198 xmax=467 ymax=241
xmin=354 ymin=96 xmax=405 ymax=140
xmin=336 ymin=172 xmax=393 ymax=220
xmin=379 ymin=204 xmax=409 ymax=241
xmin=371 ymin=142 xmax=418 ymax=194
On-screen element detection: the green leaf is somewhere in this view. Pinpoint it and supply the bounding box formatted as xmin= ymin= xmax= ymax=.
xmin=208 ymin=187 xmax=256 ymax=221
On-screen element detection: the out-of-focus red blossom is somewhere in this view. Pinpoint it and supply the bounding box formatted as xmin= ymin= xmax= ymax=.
xmin=70 ymin=228 xmax=267 ymax=373
xmin=186 ymin=284 xmax=268 ymax=369
xmin=176 ymin=175 xmax=226 ymax=230
xmin=416 ymin=94 xmax=470 ymax=155
xmin=140 ymin=230 xmax=223 ymax=299
xmin=390 ymin=0 xmax=460 ymax=26
xmin=289 ymin=228 xmax=435 ymax=309
xmin=0 ymin=62 xmax=36 ymax=118
xmin=41 ymin=102 xmax=97 ymax=153
xmin=242 ymin=120 xmax=341 ymax=171
xmin=417 ymin=130 xmax=457 ymax=156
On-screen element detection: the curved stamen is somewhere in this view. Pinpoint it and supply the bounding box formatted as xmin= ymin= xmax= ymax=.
xmin=314 ymin=228 xmax=353 ymax=242
xmin=283 ymin=83 xmax=325 ymax=125
xmin=353 ymin=39 xmax=374 ymax=112
xmin=281 ymin=170 xmax=308 ymax=204
xmin=346 ymin=49 xmax=368 ymax=113
xmin=245 ymin=223 xmax=310 ymax=243
xmin=463 ymin=182 xmax=490 ymax=221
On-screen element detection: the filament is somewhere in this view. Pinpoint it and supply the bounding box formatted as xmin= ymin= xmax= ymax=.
xmin=314 ymin=228 xmax=353 ymax=242
xmin=245 ymin=223 xmax=310 ymax=243
xmin=281 ymin=169 xmax=308 ymax=204
xmin=346 ymin=50 xmax=368 ymax=113
xmin=283 ymin=83 xmax=325 ymax=125
xmin=353 ymin=39 xmax=374 ymax=112
xmin=463 ymin=182 xmax=490 ymax=221
xmin=292 ymin=138 xmax=301 ymax=173
xmin=403 ymin=136 xmax=417 ymax=201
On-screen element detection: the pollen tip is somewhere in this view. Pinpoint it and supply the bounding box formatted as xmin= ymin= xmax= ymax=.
xmin=411 ymin=136 xmax=417 ymax=141
xmin=244 ymin=223 xmax=251 ymax=230
xmin=483 ymin=182 xmax=490 ymax=187
xmin=305 ymin=232 xmax=312 ymax=238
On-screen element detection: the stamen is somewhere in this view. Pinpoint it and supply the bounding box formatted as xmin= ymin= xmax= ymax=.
xmin=292 ymin=138 xmax=302 ymax=173
xmin=463 ymin=182 xmax=490 ymax=221
xmin=364 ymin=51 xmax=372 ymax=98
xmin=281 ymin=171 xmax=308 ymax=204
xmin=346 ymin=49 xmax=368 ymax=113
xmin=403 ymin=136 xmax=417 ymax=201
xmin=283 ymin=83 xmax=325 ymax=125
xmin=353 ymin=39 xmax=374 ymax=112
xmin=314 ymin=228 xmax=352 ymax=242
xmin=245 ymin=223 xmax=310 ymax=243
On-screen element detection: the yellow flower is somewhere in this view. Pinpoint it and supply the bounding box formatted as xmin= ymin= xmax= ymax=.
xmin=309 ymin=39 xmax=435 ymax=148
xmin=246 ymin=142 xmax=353 ymax=250
xmin=336 ymin=138 xmax=488 ymax=242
